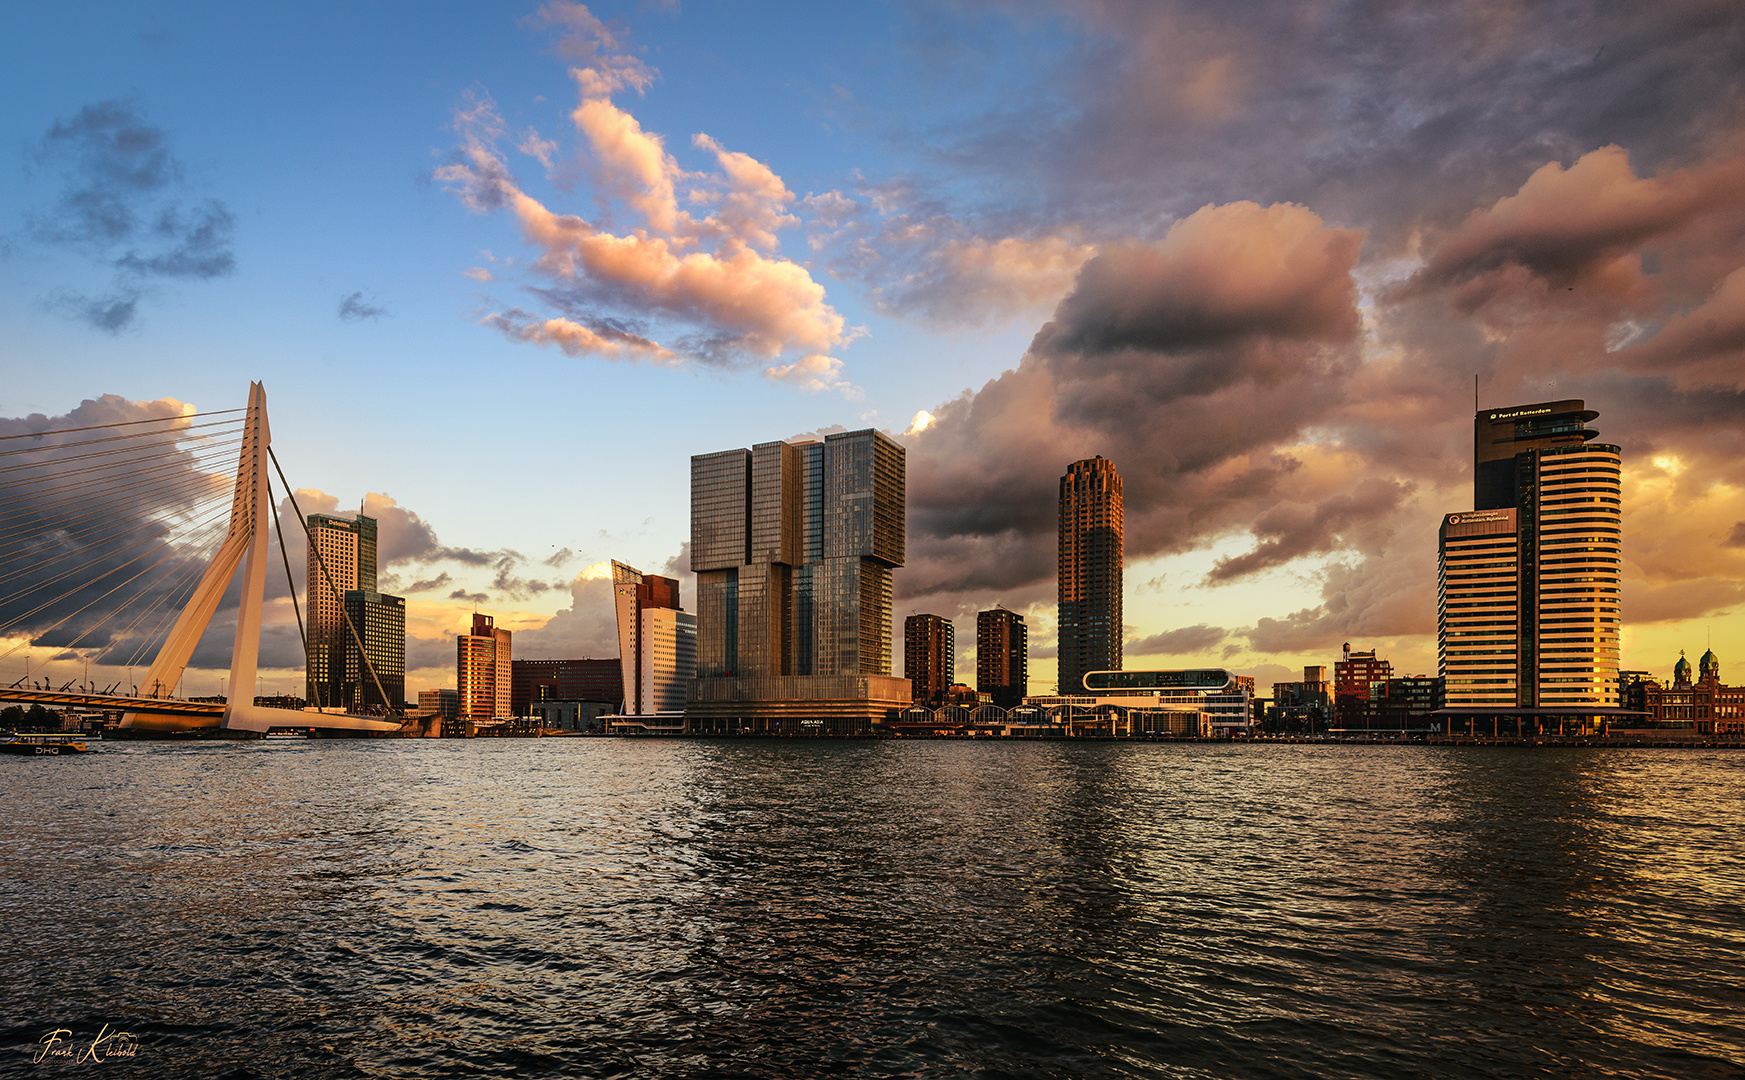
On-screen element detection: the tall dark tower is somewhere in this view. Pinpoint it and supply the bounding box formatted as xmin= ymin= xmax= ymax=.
xmin=976 ymin=606 xmax=1028 ymax=709
xmin=904 ymin=613 xmax=954 ymax=708
xmin=1058 ymin=456 xmax=1123 ymax=694
xmin=1440 ymin=400 xmax=1620 ymax=713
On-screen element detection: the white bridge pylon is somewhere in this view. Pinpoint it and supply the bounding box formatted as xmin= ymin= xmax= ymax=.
xmin=121 ymin=382 xmax=401 ymax=735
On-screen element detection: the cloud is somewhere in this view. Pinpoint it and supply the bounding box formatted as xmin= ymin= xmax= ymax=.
xmin=0 ymin=394 xmax=235 ymax=665
xmin=1126 ymin=624 xmax=1228 ymax=657
xmin=404 ymin=572 xmax=454 ymax=593
xmin=462 ymin=266 xmax=494 ymax=282
xmin=514 ymin=569 xmax=618 ymax=658
xmin=543 ymin=547 xmax=577 ymax=567
xmin=21 ymin=100 xmax=235 ymax=331
xmin=449 ymin=589 xmax=490 ymax=605
xmin=900 ymin=201 xmax=1369 ymax=611
xmin=337 ymin=291 xmax=387 ymax=321
xmin=763 ymin=354 xmax=859 ymax=398
xmin=437 ymin=51 xmax=847 ymax=377
xmin=1409 ymin=145 xmax=1745 ymax=298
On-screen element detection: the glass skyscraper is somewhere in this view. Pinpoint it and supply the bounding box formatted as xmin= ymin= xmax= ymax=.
xmin=1439 ymin=400 xmax=1622 ymax=717
xmin=689 ymin=429 xmax=911 ymax=733
xmin=306 ymin=513 xmax=379 ymax=709
xmin=1057 ymin=457 xmax=1124 ymax=695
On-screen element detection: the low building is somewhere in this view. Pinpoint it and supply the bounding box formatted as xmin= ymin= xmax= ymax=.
xmin=511 ymin=658 xmax=621 ymax=717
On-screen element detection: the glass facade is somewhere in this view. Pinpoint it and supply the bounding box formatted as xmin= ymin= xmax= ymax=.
xmin=306 ymin=513 xmax=377 ymax=709
xmin=341 ymin=589 xmax=404 ymax=712
xmin=690 ymin=429 xmax=909 ymax=727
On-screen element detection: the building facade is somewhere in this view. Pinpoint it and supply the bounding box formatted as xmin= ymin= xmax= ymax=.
xmin=689 ymin=429 xmax=910 ymax=733
xmin=1439 ymin=400 xmax=1622 ymax=713
xmin=509 ymin=658 xmax=621 ymax=716
xmin=1058 ymin=456 xmax=1123 ymax=694
xmin=1334 ymin=644 xmax=1393 ymax=728
xmin=976 ymin=607 xmax=1028 ymax=709
xmin=340 ymin=590 xmax=404 ymax=712
xmin=612 ymin=562 xmax=698 ymax=715
xmin=457 ymin=613 xmax=512 ymax=721
xmin=305 ymin=513 xmax=378 ymax=708
xmin=1621 ymin=649 xmax=1745 ymax=736
xmin=904 ymin=613 xmax=954 ymax=708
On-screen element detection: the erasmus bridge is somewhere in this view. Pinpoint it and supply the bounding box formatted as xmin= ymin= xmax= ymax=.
xmin=0 ymin=383 xmax=406 ymax=736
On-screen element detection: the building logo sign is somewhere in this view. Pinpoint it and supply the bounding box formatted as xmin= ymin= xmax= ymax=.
xmin=1447 ymin=511 xmax=1510 ymax=526
xmin=1485 ymin=405 xmax=1555 ymax=422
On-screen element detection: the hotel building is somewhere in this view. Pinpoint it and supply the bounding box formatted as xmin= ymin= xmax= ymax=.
xmin=1438 ymin=400 xmax=1622 ymax=721
xmin=976 ymin=607 xmax=1028 ymax=709
xmin=457 ymin=613 xmax=512 ymax=721
xmin=904 ymin=613 xmax=954 ymax=708
xmin=305 ymin=513 xmax=378 ymax=709
xmin=612 ymin=561 xmax=698 ymax=715
xmin=1058 ymin=457 xmax=1123 ymax=694
xmin=688 ymin=428 xmax=911 ymax=733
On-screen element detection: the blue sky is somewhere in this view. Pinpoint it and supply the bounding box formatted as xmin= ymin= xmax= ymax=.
xmin=4 ymin=1 xmax=1743 ymax=697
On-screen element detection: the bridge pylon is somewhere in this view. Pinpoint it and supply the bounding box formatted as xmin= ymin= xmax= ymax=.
xmin=121 ymin=383 xmax=402 ymax=735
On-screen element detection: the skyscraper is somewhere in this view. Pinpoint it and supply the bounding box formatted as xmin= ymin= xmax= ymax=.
xmin=1058 ymin=456 xmax=1123 ymax=694
xmin=457 ymin=612 xmax=512 ymax=721
xmin=341 ymin=590 xmax=404 ymax=712
xmin=904 ymin=613 xmax=954 ymax=708
xmin=689 ymin=428 xmax=911 ymax=733
xmin=976 ymin=607 xmax=1028 ymax=709
xmin=306 ymin=513 xmax=378 ymax=708
xmin=1439 ymin=400 xmax=1621 ymax=715
xmin=612 ymin=561 xmax=698 ymax=715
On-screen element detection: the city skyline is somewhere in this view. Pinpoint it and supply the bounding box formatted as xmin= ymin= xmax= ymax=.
xmin=2 ymin=3 xmax=1742 ymax=701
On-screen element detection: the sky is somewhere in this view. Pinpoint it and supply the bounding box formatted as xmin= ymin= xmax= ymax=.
xmin=3 ymin=0 xmax=1743 ymax=701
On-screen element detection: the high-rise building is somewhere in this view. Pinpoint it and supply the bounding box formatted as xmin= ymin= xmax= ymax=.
xmin=904 ymin=613 xmax=954 ymax=708
xmin=457 ymin=613 xmax=512 ymax=720
xmin=1058 ymin=456 xmax=1123 ymax=694
xmin=689 ymin=429 xmax=910 ymax=733
xmin=612 ymin=561 xmax=698 ymax=715
xmin=1439 ymin=399 xmax=1621 ymax=714
xmin=976 ymin=607 xmax=1028 ymax=709
xmin=305 ymin=513 xmax=378 ymax=708
xmin=340 ymin=590 xmax=404 ymax=712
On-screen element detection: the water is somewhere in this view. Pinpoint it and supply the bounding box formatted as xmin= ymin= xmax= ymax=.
xmin=2 ymin=740 xmax=1741 ymax=1078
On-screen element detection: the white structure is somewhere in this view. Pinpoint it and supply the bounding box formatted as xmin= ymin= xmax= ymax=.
xmin=121 ymin=382 xmax=401 ymax=735
xmin=611 ymin=561 xmax=696 ymax=716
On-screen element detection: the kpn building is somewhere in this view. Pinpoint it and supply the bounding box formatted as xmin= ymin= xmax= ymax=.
xmin=686 ymin=429 xmax=912 ymax=734
xmin=1437 ymin=399 xmax=1632 ymax=735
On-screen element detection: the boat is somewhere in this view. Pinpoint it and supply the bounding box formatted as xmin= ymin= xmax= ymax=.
xmin=0 ymin=733 xmax=92 ymax=755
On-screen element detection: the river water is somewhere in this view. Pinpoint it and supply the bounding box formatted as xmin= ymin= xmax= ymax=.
xmin=2 ymin=739 xmax=1741 ymax=1078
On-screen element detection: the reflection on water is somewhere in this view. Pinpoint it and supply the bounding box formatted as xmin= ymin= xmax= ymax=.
xmin=1 ymin=741 xmax=1740 ymax=1078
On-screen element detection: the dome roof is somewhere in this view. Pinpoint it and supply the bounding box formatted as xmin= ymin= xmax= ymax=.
xmin=1700 ymin=648 xmax=1719 ymax=677
xmin=1674 ymin=652 xmax=1692 ymax=679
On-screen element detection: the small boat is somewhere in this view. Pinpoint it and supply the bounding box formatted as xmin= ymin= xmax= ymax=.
xmin=0 ymin=733 xmax=92 ymax=756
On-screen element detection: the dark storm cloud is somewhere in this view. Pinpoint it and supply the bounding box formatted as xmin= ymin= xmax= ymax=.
xmin=901 ymin=200 xmax=1372 ymax=615
xmin=0 ymin=395 xmax=239 ymax=664
xmin=337 ymin=291 xmax=388 ymax=321
xmin=21 ymin=100 xmax=236 ymax=331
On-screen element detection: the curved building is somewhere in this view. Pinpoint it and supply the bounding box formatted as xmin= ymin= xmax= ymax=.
xmin=1439 ymin=400 xmax=1621 ymax=715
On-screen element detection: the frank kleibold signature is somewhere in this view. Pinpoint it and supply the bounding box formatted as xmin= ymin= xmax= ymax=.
xmin=31 ymin=1025 xmax=140 ymax=1064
